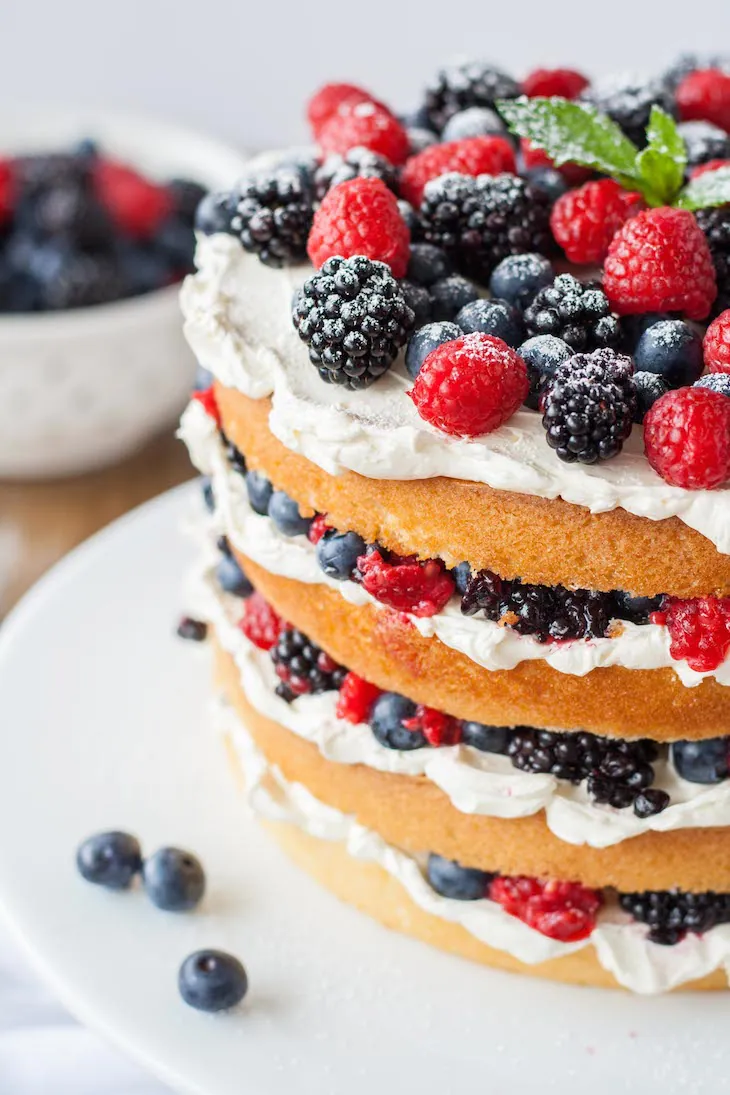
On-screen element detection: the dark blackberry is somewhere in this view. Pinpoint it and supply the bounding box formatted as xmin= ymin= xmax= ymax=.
xmin=220 ymin=430 xmax=247 ymax=475
xmin=619 ymin=888 xmax=730 ymax=945
xmin=314 ymin=148 xmax=400 ymax=201
xmin=523 ymin=274 xmax=622 ymax=352
xmin=580 ymin=76 xmax=675 ymax=147
xmin=16 ymin=152 xmax=91 ymax=197
xmin=460 ymin=569 xmax=618 ymax=642
xmin=423 ymin=60 xmax=520 ymax=134
xmin=270 ymin=628 xmax=346 ymax=703
xmin=420 ymin=172 xmax=552 ymax=283
xmin=177 ymin=617 xmax=208 ymax=642
xmin=677 ymin=121 xmax=730 ymax=168
xmin=541 ymin=348 xmax=636 ymax=464
xmin=291 ymin=255 xmax=415 ymax=389
xmin=613 ymin=589 xmax=665 ymax=625
xmin=229 ymin=167 xmax=313 ymax=267
xmin=695 ymin=206 xmax=730 ymax=316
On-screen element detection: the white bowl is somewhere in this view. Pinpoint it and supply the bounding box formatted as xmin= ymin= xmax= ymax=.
xmin=0 ymin=108 xmax=249 ymax=478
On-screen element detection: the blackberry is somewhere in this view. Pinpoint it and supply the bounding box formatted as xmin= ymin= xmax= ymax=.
xmin=523 ymin=274 xmax=622 ymax=352
xmin=613 ymin=589 xmax=665 ymax=625
xmin=677 ymin=121 xmax=730 ymax=168
xmin=460 ymin=569 xmax=618 ymax=642
xmin=580 ymin=75 xmax=675 ymax=147
xmin=270 ymin=628 xmax=347 ymax=703
xmin=230 ymin=167 xmax=313 ymax=267
xmin=423 ymin=60 xmax=520 ymax=134
xmin=695 ymin=206 xmax=730 ymax=316
xmin=420 ymin=173 xmax=552 ymax=284
xmin=619 ymin=888 xmax=730 ymax=945
xmin=291 ymin=255 xmax=415 ymax=389
xmin=541 ymin=349 xmax=636 ymax=464
xmin=314 ymin=148 xmax=399 ymax=201
xmin=177 ymin=617 xmax=207 ymax=642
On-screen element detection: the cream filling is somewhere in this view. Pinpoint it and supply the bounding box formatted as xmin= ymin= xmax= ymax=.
xmin=181 ymin=230 xmax=730 ymax=557
xmin=216 ymin=698 xmax=730 ymax=995
xmin=189 ymin=546 xmax=730 ymax=849
xmin=180 ymin=398 xmax=730 ymax=688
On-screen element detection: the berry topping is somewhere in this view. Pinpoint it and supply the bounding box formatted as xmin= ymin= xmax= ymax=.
xmin=316 ymin=529 xmax=367 ymax=580
xmin=488 ymin=253 xmax=554 ymax=310
xmin=240 ymin=593 xmax=284 ymax=651
xmin=550 ymin=180 xmax=644 ymax=266
xmin=521 ymin=68 xmax=590 ymax=99
xmin=307 ymin=513 xmax=330 ymax=544
xmin=292 ymin=255 xmax=415 ymax=389
xmin=704 ymin=310 xmax=730 ymax=373
xmin=426 ymin=854 xmax=493 ymax=901
xmin=307 ymin=177 xmax=410 ymax=277
xmin=695 ymin=206 xmax=730 ymax=317
xmin=580 ymin=74 xmax=674 ymax=147
xmin=660 ymin=595 xmax=730 ymax=672
xmin=603 ymin=207 xmax=717 ymax=321
xmin=93 ymin=159 xmax=172 ymax=238
xmin=191 ymin=385 xmax=221 ymax=427
xmin=178 ymin=950 xmax=248 ymax=1012
xmin=455 ymin=298 xmax=524 ymax=346
xmin=336 ymin=672 xmax=382 ymax=724
xmin=461 ymin=722 xmax=510 ymax=754
xmin=142 ymin=847 xmax=206 ymax=912
xmin=356 ymin=549 xmax=455 ymax=617
xmin=370 ymin=692 xmax=426 ymax=750
xmin=429 ymin=275 xmax=479 ymax=320
xmin=409 ymin=332 xmax=529 ymax=438
xmin=541 ymin=348 xmax=636 ymax=464
xmin=402 ymin=705 xmax=462 ymax=746
xmin=441 ymin=107 xmax=506 ymax=142
xmin=271 ymin=628 xmax=346 ymax=702
xmin=489 ymin=875 xmax=602 ymax=942
xmin=619 ymin=889 xmax=730 ymax=946
xmin=229 ymin=167 xmax=314 ymax=267
xmin=633 ymin=372 xmax=670 ymax=423
xmin=399 ymin=136 xmax=517 ymax=207
xmin=307 ymin=83 xmax=378 ymax=137
xmin=314 ymin=147 xmax=399 ymax=200
xmin=644 ymin=387 xmax=730 ymax=489
xmin=517 ymin=334 xmax=571 ymax=409
xmin=523 ymin=274 xmax=622 ymax=351
xmin=216 ymin=539 xmax=253 ymax=598
xmin=406 ymin=243 xmax=453 ymax=286
xmin=268 ymin=490 xmax=312 ymax=537
xmin=245 ymin=469 xmax=273 ymax=516
xmin=423 ymin=61 xmax=520 ymax=134
xmin=672 ymin=738 xmax=730 ymax=784
xmin=317 ymin=101 xmax=410 ymax=166
xmin=405 ymin=320 xmax=461 ymax=379
xmin=677 ymin=69 xmax=730 ymax=133
xmin=633 ymin=319 xmax=704 ymax=388
xmin=76 ymin=831 xmax=142 ymax=890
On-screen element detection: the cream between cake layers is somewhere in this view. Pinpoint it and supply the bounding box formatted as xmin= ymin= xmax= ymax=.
xmin=180 ymin=57 xmax=730 ymax=990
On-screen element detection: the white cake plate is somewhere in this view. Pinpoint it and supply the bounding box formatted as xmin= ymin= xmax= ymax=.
xmin=0 ymin=482 xmax=728 ymax=1095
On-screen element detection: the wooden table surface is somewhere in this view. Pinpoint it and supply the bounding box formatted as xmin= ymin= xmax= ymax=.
xmin=0 ymin=431 xmax=194 ymax=618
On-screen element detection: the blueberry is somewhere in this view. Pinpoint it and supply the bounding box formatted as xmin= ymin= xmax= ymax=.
xmin=401 ymin=280 xmax=432 ymax=326
xmin=695 ymin=373 xmax=730 ymax=397
xmin=401 ymin=104 xmax=434 ymax=131
xmin=442 ymin=107 xmax=506 ymax=142
xmin=194 ymin=190 xmax=237 ymax=235
xmin=614 ymin=589 xmax=665 ymax=625
xmin=268 ymin=491 xmax=312 ymax=536
xmin=73 ymin=138 xmax=99 ymax=160
xmin=622 ymin=312 xmax=672 ymax=349
xmin=245 ymin=470 xmax=273 ymax=516
xmin=405 ymin=321 xmax=461 ymax=379
xmin=216 ymin=554 xmax=253 ymax=598
xmin=370 ymin=692 xmax=426 ymax=750
xmin=426 ymin=854 xmax=491 ymax=901
xmin=155 ymin=216 xmax=196 ymax=271
xmin=117 ymin=241 xmax=172 ymax=296
xmin=168 ymin=178 xmax=208 ymax=225
xmin=76 ymin=831 xmax=142 ymax=890
xmin=142 ymin=847 xmax=206 ymax=911
xmin=316 ymin=530 xmax=366 ymax=580
xmin=634 ymin=320 xmax=704 ymax=388
xmin=406 ymin=244 xmax=452 ymax=287
xmin=461 ymin=722 xmax=510 ymax=754
xmin=452 ymin=561 xmax=472 ymax=594
xmin=177 ymin=617 xmax=208 ymax=642
xmin=633 ymin=372 xmax=669 ymax=423
xmin=178 ymin=949 xmax=248 ymax=1012
xmin=397 ymin=200 xmax=421 ymax=235
xmin=407 ymin=127 xmax=439 ymax=153
xmin=489 ymin=254 xmax=554 ymax=311
xmin=201 ymin=476 xmax=215 ymax=513
xmin=429 ymin=275 xmax=479 ymax=321
xmin=672 ymin=738 xmax=730 ymax=784
xmin=455 ymin=298 xmax=524 ymax=346
xmin=524 ymin=166 xmax=568 ymax=204
xmin=194 ymin=364 xmax=214 ymax=391
xmin=517 ymin=335 xmax=571 ymax=409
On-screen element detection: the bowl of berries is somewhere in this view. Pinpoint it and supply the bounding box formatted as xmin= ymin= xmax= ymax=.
xmin=0 ymin=108 xmax=249 ymax=477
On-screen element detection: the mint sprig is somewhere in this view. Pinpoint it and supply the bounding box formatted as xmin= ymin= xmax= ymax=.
xmin=496 ymin=96 xmax=730 ymax=212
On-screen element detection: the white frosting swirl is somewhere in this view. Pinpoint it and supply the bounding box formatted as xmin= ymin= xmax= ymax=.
xmin=181 ymin=232 xmax=730 ymax=556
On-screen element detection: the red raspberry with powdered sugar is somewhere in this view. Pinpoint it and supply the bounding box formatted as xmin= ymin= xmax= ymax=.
xmin=306 ymin=83 xmax=380 ymax=137
xmin=399 ymin=136 xmax=517 ymax=207
xmin=704 ymin=310 xmax=730 ymax=374
xmin=317 ymin=100 xmax=410 ymax=166
xmin=677 ymin=69 xmax=730 ymax=133
xmin=644 ymin=387 xmax=730 ymax=489
xmin=307 ymin=177 xmax=410 ymax=277
xmin=521 ymin=68 xmax=590 ymax=99
xmin=550 ymin=179 xmax=645 ymax=265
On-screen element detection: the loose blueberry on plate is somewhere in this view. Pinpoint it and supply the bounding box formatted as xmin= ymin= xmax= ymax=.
xmin=268 ymin=491 xmax=312 ymax=536
xmin=178 ymin=950 xmax=248 ymax=1012
xmin=455 ymin=298 xmax=524 ymax=346
xmin=142 ymin=847 xmax=206 ymax=911
xmin=461 ymin=721 xmax=510 ymax=754
xmin=316 ymin=530 xmax=367 ymax=580
xmin=76 ymin=831 xmax=142 ymax=890
xmin=177 ymin=617 xmax=208 ymax=642
xmin=426 ymin=854 xmax=492 ymax=900
xmin=672 ymin=738 xmax=730 ymax=783
xmin=633 ymin=320 xmax=704 ymax=388
xmin=405 ymin=321 xmax=461 ymax=379
xmin=245 ymin=470 xmax=273 ymax=516
xmin=370 ymin=692 xmax=426 ymax=750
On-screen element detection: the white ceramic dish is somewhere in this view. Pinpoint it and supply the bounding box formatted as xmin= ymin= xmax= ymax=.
xmin=0 ymin=108 xmax=249 ymax=478
xmin=0 ymin=481 xmax=728 ymax=1095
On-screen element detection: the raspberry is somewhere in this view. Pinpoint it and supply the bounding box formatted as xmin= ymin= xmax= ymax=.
xmin=409 ymin=333 xmax=529 ymax=438
xmin=644 ymin=387 xmax=730 ymax=489
xmin=191 ymin=386 xmax=221 ymax=428
xmin=677 ymin=69 xmax=730 ymax=133
xmin=307 ymin=178 xmax=410 ymax=278
xmin=550 ymin=180 xmax=645 ymax=265
xmin=93 ymin=158 xmax=171 ymax=238
xmin=317 ymin=101 xmax=410 ymax=166
xmin=661 ymin=596 xmax=730 ymax=672
xmin=520 ymin=140 xmax=593 ymax=186
xmin=704 ymin=310 xmax=730 ymax=373
xmin=402 ymin=706 xmax=462 ymax=746
xmin=355 ymin=549 xmax=455 ymax=617
xmin=336 ymin=672 xmax=382 ymax=724
xmin=603 ymin=207 xmax=717 ymax=321
xmin=306 ymin=83 xmax=378 ymax=136
xmin=307 ymin=514 xmax=330 ymax=544
xmin=399 ymin=136 xmax=517 ymax=207
xmin=690 ymin=158 xmax=730 ymax=178
xmin=521 ymin=68 xmax=590 ymax=99
xmin=489 ymin=876 xmax=602 ymax=942
xmin=240 ymin=593 xmax=284 ymax=651
xmin=0 ymin=158 xmax=13 ymax=225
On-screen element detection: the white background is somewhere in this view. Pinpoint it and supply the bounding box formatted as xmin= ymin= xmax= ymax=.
xmin=0 ymin=0 xmax=727 ymax=151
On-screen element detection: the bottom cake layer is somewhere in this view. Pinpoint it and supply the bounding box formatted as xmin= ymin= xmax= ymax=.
xmin=215 ymin=697 xmax=730 ymax=994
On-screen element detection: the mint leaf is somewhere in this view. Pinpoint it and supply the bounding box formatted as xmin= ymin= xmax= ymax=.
xmin=496 ymin=97 xmax=641 ymax=188
xmin=634 ymin=107 xmax=686 ymax=205
xmin=677 ymin=166 xmax=730 ymax=211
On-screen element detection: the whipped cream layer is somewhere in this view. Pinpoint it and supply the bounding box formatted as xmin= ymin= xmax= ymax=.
xmin=180 ymin=398 xmax=730 ymax=688
xmin=191 ymin=546 xmax=730 ymax=848
xmin=217 ymin=699 xmax=730 ymax=994
xmin=181 ymin=231 xmax=730 ymax=556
